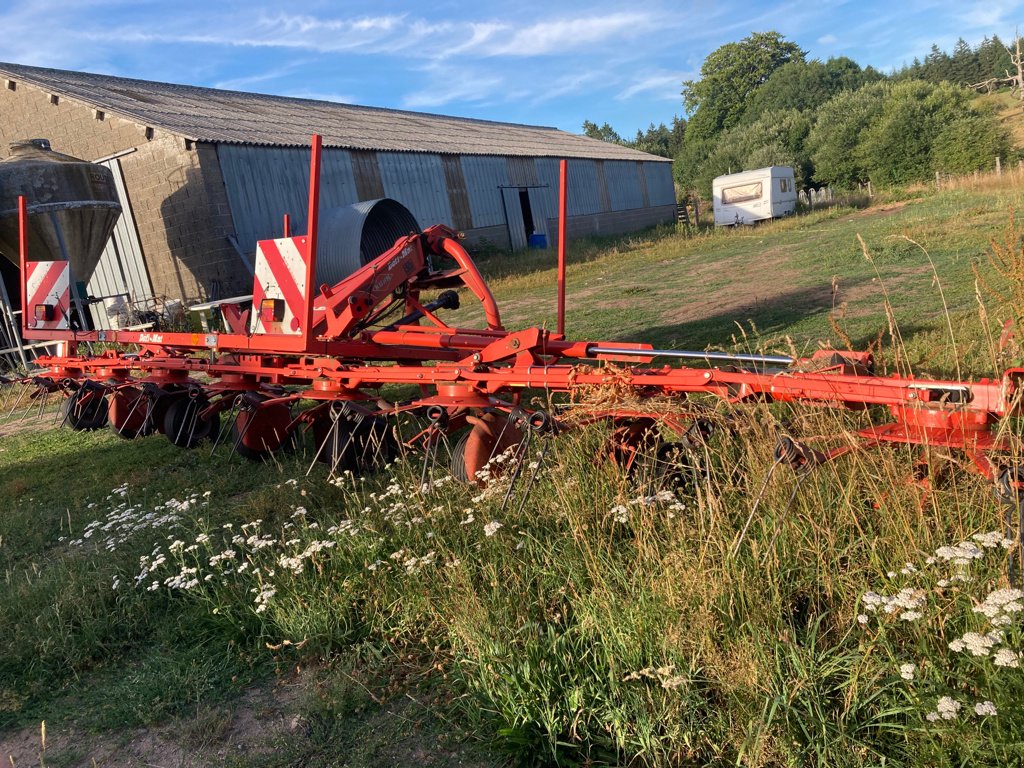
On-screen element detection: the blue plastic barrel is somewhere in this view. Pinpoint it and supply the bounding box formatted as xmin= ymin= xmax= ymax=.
xmin=528 ymin=233 xmax=548 ymax=249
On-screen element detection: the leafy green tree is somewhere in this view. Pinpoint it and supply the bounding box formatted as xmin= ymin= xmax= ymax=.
xmin=951 ymin=37 xmax=982 ymax=84
xmin=806 ymin=81 xmax=889 ymax=187
xmin=682 ymin=31 xmax=805 ymax=143
xmin=979 ymin=35 xmax=1015 ymax=81
xmin=858 ymin=80 xmax=970 ymax=184
xmin=581 ymin=120 xmax=623 ymax=144
xmin=826 ymin=56 xmax=885 ymax=91
xmin=630 ymin=117 xmax=686 ymax=158
xmin=922 ymin=43 xmax=953 ymax=82
xmin=742 ymin=60 xmax=834 ymax=121
xmin=933 ymin=113 xmax=1011 ymax=173
xmin=693 ymin=109 xmax=812 ymax=197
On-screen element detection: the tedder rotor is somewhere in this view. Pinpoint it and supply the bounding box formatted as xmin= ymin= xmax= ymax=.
xmin=6 ymin=135 xmax=1024 ymax=527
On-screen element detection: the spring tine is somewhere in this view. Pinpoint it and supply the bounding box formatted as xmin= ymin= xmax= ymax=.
xmin=229 ymin=404 xmax=259 ymax=460
xmin=419 ymin=428 xmax=437 ymax=490
xmin=305 ymin=417 xmax=335 ymax=477
xmin=329 ymin=424 xmax=359 ymax=479
xmin=760 ymin=471 xmax=810 ymax=564
xmin=7 ymin=384 xmax=29 ymax=420
xmin=1006 ymin=498 xmax=1023 ymax=588
xmin=730 ymin=454 xmax=784 ymax=558
xmin=117 ymin=391 xmax=146 ymax=437
xmin=210 ymin=396 xmax=243 ymax=455
xmin=500 ymin=431 xmax=532 ymax=511
xmin=515 ymin=439 xmax=550 ymax=516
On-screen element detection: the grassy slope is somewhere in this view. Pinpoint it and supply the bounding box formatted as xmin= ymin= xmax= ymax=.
xmin=976 ymin=90 xmax=1024 ymax=149
xmin=2 ymin=184 xmax=1024 ymax=766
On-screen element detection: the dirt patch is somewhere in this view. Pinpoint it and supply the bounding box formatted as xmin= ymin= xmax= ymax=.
xmin=1 ymin=679 xmax=303 ymax=768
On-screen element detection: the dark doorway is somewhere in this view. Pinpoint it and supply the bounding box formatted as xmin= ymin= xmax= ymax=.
xmin=518 ymin=188 xmax=535 ymax=238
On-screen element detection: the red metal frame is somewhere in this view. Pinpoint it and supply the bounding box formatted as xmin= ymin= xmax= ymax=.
xmin=14 ymin=134 xmax=1024 ymax=488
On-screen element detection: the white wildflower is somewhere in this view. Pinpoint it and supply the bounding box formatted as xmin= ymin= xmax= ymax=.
xmin=937 ymin=696 xmax=961 ymax=720
xmin=899 ymin=663 xmax=916 ymax=681
xmin=609 ymin=504 xmax=629 ymax=524
xmin=974 ymin=701 xmax=997 ymax=716
xmin=993 ymin=648 xmax=1020 ymax=668
xmin=483 ymin=521 xmax=503 ymax=537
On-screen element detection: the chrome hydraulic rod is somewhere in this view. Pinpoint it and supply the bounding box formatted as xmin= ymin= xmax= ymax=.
xmin=586 ymin=345 xmax=795 ymax=367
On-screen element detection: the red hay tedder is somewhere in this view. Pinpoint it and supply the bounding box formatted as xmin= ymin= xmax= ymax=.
xmin=6 ymin=136 xmax=1024 ymax=514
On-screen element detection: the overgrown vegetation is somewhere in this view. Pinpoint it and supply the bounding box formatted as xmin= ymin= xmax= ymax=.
xmin=4 ymin=186 xmax=1024 ymax=765
xmin=586 ymin=30 xmax=1023 ymax=197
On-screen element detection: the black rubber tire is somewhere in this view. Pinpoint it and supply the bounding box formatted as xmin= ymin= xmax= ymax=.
xmin=314 ymin=415 xmax=396 ymax=474
xmin=62 ymin=390 xmax=109 ymax=431
xmin=163 ymin=396 xmax=219 ymax=448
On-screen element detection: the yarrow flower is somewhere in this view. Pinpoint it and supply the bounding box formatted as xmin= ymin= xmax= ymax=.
xmin=974 ymin=700 xmax=997 ymax=716
xmin=936 ymin=696 xmax=961 ymax=720
xmin=899 ymin=663 xmax=916 ymax=681
xmin=948 ymin=631 xmax=1003 ymax=657
xmin=483 ymin=521 xmax=503 ymax=537
xmin=993 ymin=648 xmax=1020 ymax=668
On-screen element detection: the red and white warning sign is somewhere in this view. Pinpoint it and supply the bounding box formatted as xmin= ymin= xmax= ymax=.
xmin=250 ymin=236 xmax=308 ymax=336
xmin=25 ymin=260 xmax=70 ymax=331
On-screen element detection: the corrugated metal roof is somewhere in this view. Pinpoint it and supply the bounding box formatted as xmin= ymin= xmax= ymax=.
xmin=0 ymin=62 xmax=671 ymax=163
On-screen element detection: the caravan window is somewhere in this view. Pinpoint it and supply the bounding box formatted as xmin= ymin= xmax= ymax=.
xmin=722 ymin=182 xmax=762 ymax=204
xmin=780 ymin=178 xmax=790 ymax=193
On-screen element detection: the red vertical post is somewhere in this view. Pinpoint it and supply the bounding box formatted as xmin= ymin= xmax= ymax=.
xmin=283 ymin=213 xmax=291 ymax=238
xmin=18 ymin=195 xmax=27 ymax=333
xmin=557 ymin=159 xmax=568 ymax=337
xmin=303 ymin=134 xmax=322 ymax=349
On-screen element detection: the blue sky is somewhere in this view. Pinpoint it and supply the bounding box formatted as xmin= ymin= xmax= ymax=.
xmin=1 ymin=1 xmax=1022 ymax=136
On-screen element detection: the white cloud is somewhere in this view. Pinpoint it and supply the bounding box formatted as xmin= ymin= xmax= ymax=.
xmin=617 ymin=71 xmax=689 ymax=100
xmin=401 ymin=66 xmax=509 ymax=108
xmin=483 ymin=13 xmax=655 ymax=56
xmin=818 ymin=34 xmax=838 ymax=45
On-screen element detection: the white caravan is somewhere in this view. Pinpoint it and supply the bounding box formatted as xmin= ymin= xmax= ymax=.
xmin=712 ymin=166 xmax=797 ymax=226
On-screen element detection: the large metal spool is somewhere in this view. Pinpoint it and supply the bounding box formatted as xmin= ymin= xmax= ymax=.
xmin=314 ymin=198 xmax=419 ymax=286
xmin=0 ymin=139 xmax=121 ymax=283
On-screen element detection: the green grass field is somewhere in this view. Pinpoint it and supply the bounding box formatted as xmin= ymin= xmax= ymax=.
xmin=3 ymin=182 xmax=1024 ymax=766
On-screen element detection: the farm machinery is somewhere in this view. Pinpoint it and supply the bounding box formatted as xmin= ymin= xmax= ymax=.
xmin=4 ymin=136 xmax=1024 ymax=515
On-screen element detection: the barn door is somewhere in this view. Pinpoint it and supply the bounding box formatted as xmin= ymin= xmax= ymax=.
xmin=88 ymin=158 xmax=154 ymax=329
xmin=501 ymin=187 xmax=529 ymax=250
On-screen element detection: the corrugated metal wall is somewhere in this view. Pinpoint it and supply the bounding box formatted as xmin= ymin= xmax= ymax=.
xmin=217 ymin=144 xmax=674 ymax=255
xmin=217 ymin=145 xmax=360 ymax=250
xmin=644 ymin=162 xmax=675 ymax=206
xmin=377 ymin=153 xmax=453 ymax=227
xmin=604 ymin=161 xmax=643 ymax=211
xmin=460 ymin=156 xmax=509 ymax=228
xmin=88 ymin=158 xmax=153 ymax=329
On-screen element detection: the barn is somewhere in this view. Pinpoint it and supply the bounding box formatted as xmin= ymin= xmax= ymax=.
xmin=0 ymin=62 xmax=675 ymax=321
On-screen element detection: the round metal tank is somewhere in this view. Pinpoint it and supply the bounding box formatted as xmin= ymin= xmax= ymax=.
xmin=0 ymin=139 xmax=121 ymax=283
xmin=315 ymin=198 xmax=419 ymax=286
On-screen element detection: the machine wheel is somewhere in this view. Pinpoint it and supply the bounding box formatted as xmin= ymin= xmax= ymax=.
xmin=148 ymin=384 xmax=185 ymax=434
xmin=313 ymin=412 xmax=396 ymax=474
xmin=62 ymin=389 xmax=109 ymax=431
xmin=449 ymin=430 xmax=472 ymax=483
xmin=163 ymin=395 xmax=219 ymax=448
xmin=231 ymin=398 xmax=293 ymax=461
xmin=451 ymin=412 xmax=524 ymax=485
xmin=108 ymin=387 xmax=153 ymax=439
xmin=642 ymin=441 xmax=696 ymax=495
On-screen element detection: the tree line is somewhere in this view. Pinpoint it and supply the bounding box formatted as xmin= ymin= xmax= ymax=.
xmin=584 ymin=31 xmax=1020 ymax=198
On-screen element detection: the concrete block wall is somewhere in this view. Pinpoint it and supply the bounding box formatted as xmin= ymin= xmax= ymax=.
xmin=0 ymin=79 xmax=245 ymax=303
